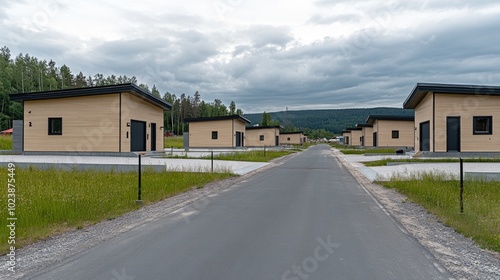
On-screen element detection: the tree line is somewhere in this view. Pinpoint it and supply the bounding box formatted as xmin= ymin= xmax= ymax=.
xmin=0 ymin=46 xmax=243 ymax=133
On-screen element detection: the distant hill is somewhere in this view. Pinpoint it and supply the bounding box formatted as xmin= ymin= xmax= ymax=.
xmin=243 ymin=107 xmax=414 ymax=134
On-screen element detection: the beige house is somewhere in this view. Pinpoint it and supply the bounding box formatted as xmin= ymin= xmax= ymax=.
xmin=245 ymin=125 xmax=281 ymax=147
xmin=10 ymin=83 xmax=171 ymax=153
xmin=356 ymin=124 xmax=373 ymax=147
xmin=404 ymin=83 xmax=500 ymax=153
xmin=185 ymin=115 xmax=251 ymax=148
xmin=343 ymin=127 xmax=362 ymax=146
xmin=366 ymin=115 xmax=414 ymax=147
xmin=280 ymin=131 xmax=306 ymax=145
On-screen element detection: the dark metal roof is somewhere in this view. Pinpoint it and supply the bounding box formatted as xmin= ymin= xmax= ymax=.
xmin=280 ymin=131 xmax=304 ymax=135
xmin=342 ymin=130 xmax=351 ymax=133
xmin=345 ymin=127 xmax=362 ymax=131
xmin=403 ymin=83 xmax=500 ymax=109
xmin=185 ymin=115 xmax=251 ymax=124
xmin=246 ymin=125 xmax=282 ymax=130
xmin=365 ymin=114 xmax=414 ymax=125
xmin=355 ymin=123 xmax=373 ymax=128
xmin=9 ymin=83 xmax=172 ymax=110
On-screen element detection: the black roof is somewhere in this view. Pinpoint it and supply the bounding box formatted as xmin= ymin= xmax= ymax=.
xmin=185 ymin=115 xmax=251 ymax=124
xmin=355 ymin=123 xmax=373 ymax=128
xmin=345 ymin=127 xmax=362 ymax=131
xmin=403 ymin=83 xmax=500 ymax=109
xmin=366 ymin=114 xmax=414 ymax=125
xmin=280 ymin=131 xmax=304 ymax=135
xmin=9 ymin=83 xmax=172 ymax=110
xmin=246 ymin=125 xmax=282 ymax=130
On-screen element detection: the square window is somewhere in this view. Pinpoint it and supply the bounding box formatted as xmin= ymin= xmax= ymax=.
xmin=211 ymin=131 xmax=218 ymax=139
xmin=287 ymin=137 xmax=291 ymax=141
xmin=392 ymin=130 xmax=399 ymax=139
xmin=259 ymin=135 xmax=264 ymax=141
xmin=48 ymin=118 xmax=62 ymax=135
xmin=473 ymin=116 xmax=492 ymax=135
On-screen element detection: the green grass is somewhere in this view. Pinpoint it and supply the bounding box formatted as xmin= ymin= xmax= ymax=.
xmin=340 ymin=148 xmax=397 ymax=155
xmin=364 ymin=158 xmax=500 ymax=167
xmin=382 ymin=173 xmax=500 ymax=252
xmin=0 ymin=135 xmax=12 ymax=150
xmin=0 ymin=167 xmax=233 ymax=254
xmin=164 ymin=136 xmax=184 ymax=148
xmin=206 ymin=150 xmax=295 ymax=162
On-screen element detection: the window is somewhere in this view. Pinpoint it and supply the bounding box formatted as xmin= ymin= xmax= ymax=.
xmin=287 ymin=137 xmax=291 ymax=141
xmin=211 ymin=131 xmax=218 ymax=139
xmin=259 ymin=135 xmax=264 ymax=141
xmin=48 ymin=118 xmax=62 ymax=135
xmin=473 ymin=116 xmax=492 ymax=135
xmin=392 ymin=130 xmax=399 ymax=139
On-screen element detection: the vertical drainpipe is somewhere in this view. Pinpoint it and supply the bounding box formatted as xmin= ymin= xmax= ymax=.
xmin=232 ymin=119 xmax=234 ymax=147
xmin=432 ymin=91 xmax=435 ymax=152
xmin=119 ymin=93 xmax=122 ymax=152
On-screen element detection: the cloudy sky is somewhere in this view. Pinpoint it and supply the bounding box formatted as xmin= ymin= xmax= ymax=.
xmin=2 ymin=0 xmax=500 ymax=113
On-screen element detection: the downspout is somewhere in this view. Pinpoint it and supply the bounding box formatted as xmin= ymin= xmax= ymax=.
xmin=119 ymin=93 xmax=122 ymax=152
xmin=232 ymin=119 xmax=234 ymax=147
xmin=432 ymin=91 xmax=435 ymax=152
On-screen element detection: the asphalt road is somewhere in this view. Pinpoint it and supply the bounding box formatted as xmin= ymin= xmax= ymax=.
xmin=25 ymin=145 xmax=453 ymax=280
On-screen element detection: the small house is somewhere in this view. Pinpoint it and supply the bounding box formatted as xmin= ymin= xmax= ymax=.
xmin=366 ymin=115 xmax=414 ymax=147
xmin=245 ymin=125 xmax=282 ymax=147
xmin=403 ymin=83 xmax=500 ymax=153
xmin=185 ymin=115 xmax=251 ymax=148
xmin=9 ymin=84 xmax=171 ymax=153
xmin=280 ymin=131 xmax=306 ymax=145
xmin=356 ymin=123 xmax=373 ymax=147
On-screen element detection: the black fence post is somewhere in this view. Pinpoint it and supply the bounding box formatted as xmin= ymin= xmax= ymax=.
xmin=137 ymin=154 xmax=143 ymax=205
xmin=460 ymin=158 xmax=464 ymax=213
xmin=211 ymin=151 xmax=214 ymax=173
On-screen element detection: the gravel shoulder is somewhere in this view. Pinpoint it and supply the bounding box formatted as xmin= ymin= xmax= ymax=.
xmin=333 ymin=148 xmax=500 ymax=280
xmin=0 ymin=153 xmax=298 ymax=279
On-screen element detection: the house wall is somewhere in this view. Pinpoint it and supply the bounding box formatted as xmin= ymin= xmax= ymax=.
xmin=120 ymin=92 xmax=164 ymax=152
xmin=246 ymin=128 xmax=280 ymax=146
xmin=374 ymin=120 xmax=414 ymax=147
xmin=342 ymin=132 xmax=351 ymax=145
xmin=414 ymin=91 xmax=434 ymax=152
xmin=23 ymin=94 xmax=121 ymax=152
xmin=280 ymin=133 xmax=303 ymax=145
xmin=362 ymin=127 xmax=373 ymax=147
xmin=433 ymin=94 xmax=500 ymax=152
xmin=188 ymin=119 xmax=247 ymax=147
xmin=350 ymin=130 xmax=362 ymax=146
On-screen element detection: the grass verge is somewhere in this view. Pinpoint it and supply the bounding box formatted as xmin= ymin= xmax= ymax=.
xmin=207 ymin=150 xmax=295 ymax=162
xmin=382 ymin=173 xmax=500 ymax=252
xmin=164 ymin=136 xmax=184 ymax=149
xmin=0 ymin=167 xmax=233 ymax=254
xmin=0 ymin=135 xmax=12 ymax=150
xmin=364 ymin=158 xmax=500 ymax=167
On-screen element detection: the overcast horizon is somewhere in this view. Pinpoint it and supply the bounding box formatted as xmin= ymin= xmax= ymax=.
xmin=2 ymin=1 xmax=500 ymax=113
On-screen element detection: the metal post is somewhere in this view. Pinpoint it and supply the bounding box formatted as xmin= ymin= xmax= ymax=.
xmin=460 ymin=158 xmax=464 ymax=213
xmin=211 ymin=151 xmax=214 ymax=173
xmin=171 ymin=145 xmax=173 ymax=156
xmin=137 ymin=154 xmax=143 ymax=205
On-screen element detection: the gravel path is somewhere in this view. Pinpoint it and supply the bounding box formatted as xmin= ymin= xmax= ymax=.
xmin=334 ymin=149 xmax=500 ymax=280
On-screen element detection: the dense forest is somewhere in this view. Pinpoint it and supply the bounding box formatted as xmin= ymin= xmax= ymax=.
xmin=0 ymin=46 xmax=242 ymax=133
xmin=244 ymin=107 xmax=414 ymax=135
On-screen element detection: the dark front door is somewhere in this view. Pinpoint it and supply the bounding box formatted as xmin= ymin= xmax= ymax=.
xmin=372 ymin=132 xmax=377 ymax=147
xmin=275 ymin=136 xmax=279 ymax=146
xmin=446 ymin=117 xmax=460 ymax=152
xmin=151 ymin=123 xmax=156 ymax=151
xmin=131 ymin=120 xmax=146 ymax=152
xmin=420 ymin=121 xmax=430 ymax=152
xmin=360 ymin=136 xmax=364 ymax=146
xmin=235 ymin=131 xmax=242 ymax=147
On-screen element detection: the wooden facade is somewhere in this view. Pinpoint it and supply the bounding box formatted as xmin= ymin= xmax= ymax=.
xmin=245 ymin=126 xmax=281 ymax=147
xmin=404 ymin=83 xmax=500 ymax=152
xmin=280 ymin=131 xmax=306 ymax=145
xmin=186 ymin=115 xmax=250 ymax=148
xmin=10 ymin=84 xmax=171 ymax=153
xmin=366 ymin=115 xmax=414 ymax=148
